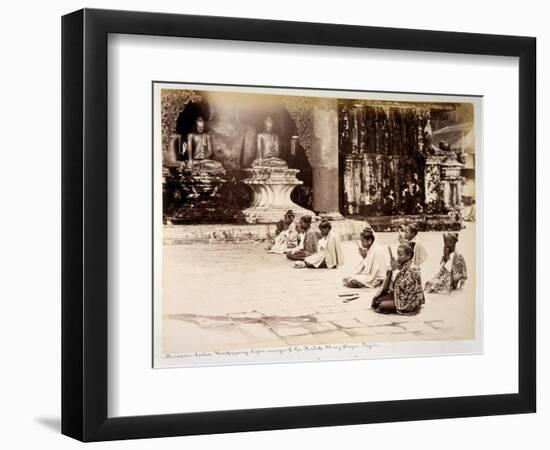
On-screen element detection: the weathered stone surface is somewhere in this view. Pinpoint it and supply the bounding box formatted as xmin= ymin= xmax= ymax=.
xmin=330 ymin=318 xmax=365 ymax=329
xmin=164 ymin=168 xmax=245 ymax=224
xmin=162 ymin=224 xmax=476 ymax=354
xmin=303 ymin=321 xmax=339 ymax=334
xmin=163 ymin=219 xmax=371 ymax=245
xmin=271 ymin=326 xmax=311 ymax=337
xmin=363 ymin=214 xmax=463 ymax=232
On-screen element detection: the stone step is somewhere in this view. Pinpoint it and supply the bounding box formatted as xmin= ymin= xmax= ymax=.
xmin=163 ymin=219 xmax=371 ymax=245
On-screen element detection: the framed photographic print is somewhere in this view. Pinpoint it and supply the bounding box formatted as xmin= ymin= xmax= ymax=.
xmin=62 ymin=8 xmax=536 ymax=441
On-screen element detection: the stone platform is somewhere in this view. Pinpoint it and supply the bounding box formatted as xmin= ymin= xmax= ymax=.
xmin=164 ymin=167 xmax=245 ymax=224
xmin=163 ymin=218 xmax=370 ymax=245
xmin=350 ymin=213 xmax=463 ymax=232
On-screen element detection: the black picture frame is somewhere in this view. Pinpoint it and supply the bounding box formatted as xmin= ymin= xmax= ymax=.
xmin=62 ymin=8 xmax=536 ymax=442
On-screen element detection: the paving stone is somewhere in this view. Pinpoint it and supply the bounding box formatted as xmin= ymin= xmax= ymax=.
xmin=331 ymin=318 xmax=365 ymax=329
xmin=271 ymin=326 xmax=311 ymax=337
xmin=230 ymin=311 xmax=265 ymax=320
xmin=237 ymin=323 xmax=283 ymax=341
xmin=369 ymin=325 xmax=406 ymax=334
xmin=342 ymin=327 xmax=380 ymax=338
xmin=303 ymin=321 xmax=339 ymax=333
xmin=161 ymin=226 xmax=477 ymax=355
xmin=400 ymin=321 xmax=430 ymax=332
xmin=315 ymin=306 xmax=347 ymax=314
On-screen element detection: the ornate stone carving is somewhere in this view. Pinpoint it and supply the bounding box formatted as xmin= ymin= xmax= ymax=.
xmin=424 ymin=158 xmax=443 ymax=213
xmin=424 ymin=157 xmax=464 ymax=214
xmin=163 ymin=167 xmax=246 ymax=224
xmin=160 ymin=89 xmax=203 ymax=156
xmin=340 ymin=102 xmax=434 ymax=215
xmin=440 ymin=160 xmax=464 ymax=211
xmin=280 ymin=96 xmax=314 ymax=154
xmin=241 ymin=166 xmax=314 ymax=224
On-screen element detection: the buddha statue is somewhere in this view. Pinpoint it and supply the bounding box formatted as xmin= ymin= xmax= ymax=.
xmin=186 ymin=116 xmax=225 ymax=173
xmin=251 ymin=116 xmax=288 ymax=168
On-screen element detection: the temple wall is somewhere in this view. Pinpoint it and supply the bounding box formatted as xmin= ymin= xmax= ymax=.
xmin=162 ymin=89 xmax=470 ymax=226
xmin=339 ymin=102 xmax=431 ymax=216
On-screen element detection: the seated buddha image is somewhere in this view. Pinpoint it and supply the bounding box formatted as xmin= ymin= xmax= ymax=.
xmin=185 ymin=116 xmax=225 ymax=174
xmin=251 ymin=116 xmax=288 ymax=168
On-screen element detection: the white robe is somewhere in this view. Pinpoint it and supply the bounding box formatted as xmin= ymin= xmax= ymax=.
xmin=268 ymin=221 xmax=298 ymax=254
xmin=304 ymin=230 xmax=344 ymax=268
xmin=349 ymin=243 xmax=389 ymax=287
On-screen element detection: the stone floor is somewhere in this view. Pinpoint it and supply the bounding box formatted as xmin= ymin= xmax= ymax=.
xmin=161 ymin=223 xmax=476 ymax=355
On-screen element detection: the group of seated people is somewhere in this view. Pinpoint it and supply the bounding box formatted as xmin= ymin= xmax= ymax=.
xmin=267 ymin=210 xmax=344 ymax=269
xmin=267 ymin=212 xmax=467 ymax=316
xmin=343 ymin=224 xmax=467 ymax=315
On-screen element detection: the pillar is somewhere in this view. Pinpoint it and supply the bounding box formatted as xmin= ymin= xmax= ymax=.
xmin=309 ymin=98 xmax=343 ymax=219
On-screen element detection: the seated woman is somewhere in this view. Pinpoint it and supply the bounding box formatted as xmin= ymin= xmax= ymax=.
xmin=286 ymin=216 xmax=318 ymax=261
xmin=371 ymin=243 xmax=425 ymax=315
xmin=300 ymin=220 xmax=344 ymax=269
xmin=342 ymin=227 xmax=388 ymax=288
xmin=268 ymin=210 xmax=299 ymax=254
xmin=266 ymin=220 xmax=286 ymax=252
xmin=403 ymin=223 xmax=428 ymax=268
xmin=387 ymin=224 xmax=409 ymax=261
xmin=424 ymin=232 xmax=467 ymax=294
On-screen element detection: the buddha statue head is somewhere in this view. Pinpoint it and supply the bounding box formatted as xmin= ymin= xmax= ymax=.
xmin=194 ymin=116 xmax=206 ymax=134
xmin=264 ymin=116 xmax=274 ymax=133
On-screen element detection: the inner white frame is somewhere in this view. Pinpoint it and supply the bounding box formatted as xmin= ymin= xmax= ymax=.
xmin=107 ymin=33 xmax=518 ymax=417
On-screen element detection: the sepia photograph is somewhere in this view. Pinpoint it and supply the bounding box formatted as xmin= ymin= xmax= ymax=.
xmin=153 ymin=82 xmax=481 ymax=367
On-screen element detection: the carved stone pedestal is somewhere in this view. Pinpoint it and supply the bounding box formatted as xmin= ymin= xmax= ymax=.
xmin=440 ymin=160 xmax=464 ymax=211
xmin=164 ymin=168 xmax=243 ymax=224
xmin=241 ymin=166 xmax=315 ymax=223
xmin=424 ymin=157 xmax=464 ymax=216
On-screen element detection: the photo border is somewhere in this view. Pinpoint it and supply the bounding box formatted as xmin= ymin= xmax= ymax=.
xmin=151 ymin=81 xmax=484 ymax=369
